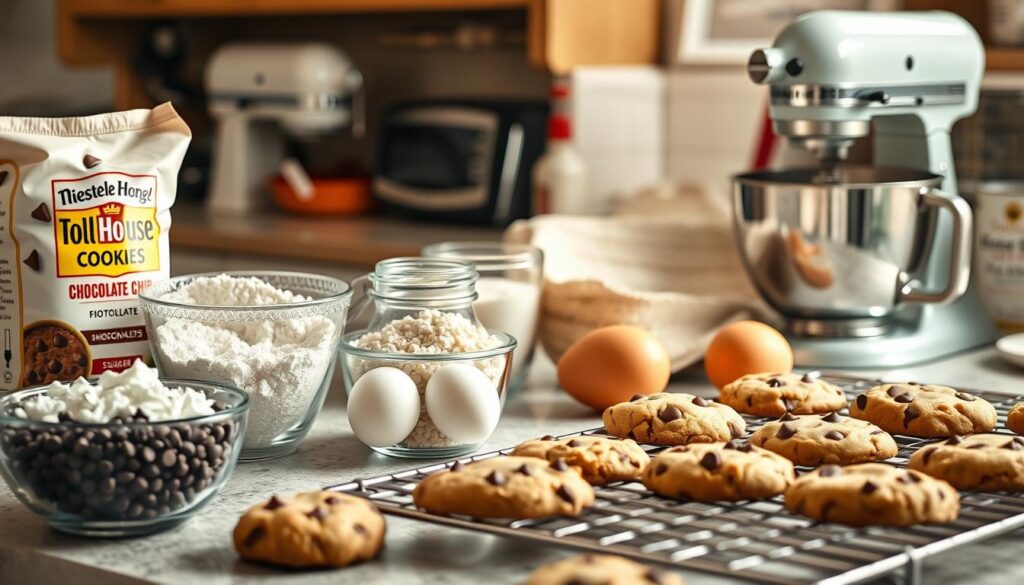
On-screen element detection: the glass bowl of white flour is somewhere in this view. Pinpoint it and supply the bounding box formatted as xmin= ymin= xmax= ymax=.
xmin=139 ymin=272 xmax=351 ymax=462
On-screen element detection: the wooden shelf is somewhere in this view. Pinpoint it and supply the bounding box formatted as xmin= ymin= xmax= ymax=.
xmin=986 ymin=47 xmax=1024 ymax=71
xmin=62 ymin=0 xmax=529 ymax=19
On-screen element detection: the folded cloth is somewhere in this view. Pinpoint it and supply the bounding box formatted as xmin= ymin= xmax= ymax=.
xmin=506 ymin=187 xmax=771 ymax=371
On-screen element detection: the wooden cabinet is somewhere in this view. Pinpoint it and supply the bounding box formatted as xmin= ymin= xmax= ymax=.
xmin=57 ymin=0 xmax=662 ymax=110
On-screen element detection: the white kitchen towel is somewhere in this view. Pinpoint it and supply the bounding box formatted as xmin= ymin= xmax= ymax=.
xmin=505 ymin=184 xmax=772 ymax=371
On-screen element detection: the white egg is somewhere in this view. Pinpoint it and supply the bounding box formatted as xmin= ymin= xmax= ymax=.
xmin=425 ymin=364 xmax=501 ymax=444
xmin=347 ymin=367 xmax=420 ymax=448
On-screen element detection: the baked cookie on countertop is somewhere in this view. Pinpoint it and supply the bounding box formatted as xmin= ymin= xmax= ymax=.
xmin=511 ymin=435 xmax=650 ymax=485
xmin=1006 ymin=403 xmax=1024 ymax=435
xmin=412 ymin=456 xmax=595 ymax=519
xmin=233 ymin=491 xmax=385 ymax=569
xmin=719 ymin=372 xmax=847 ymax=418
xmin=784 ymin=463 xmax=959 ymax=527
xmin=525 ymin=554 xmax=684 ymax=585
xmin=849 ymin=383 xmax=996 ymax=438
xmin=642 ymin=440 xmax=795 ymax=501
xmin=749 ymin=411 xmax=898 ymax=467
xmin=603 ymin=393 xmax=745 ymax=446
xmin=909 ymin=434 xmax=1024 ymax=490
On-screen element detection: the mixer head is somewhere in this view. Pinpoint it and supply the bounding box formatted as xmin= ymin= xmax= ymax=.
xmin=747 ymin=10 xmax=983 ymax=167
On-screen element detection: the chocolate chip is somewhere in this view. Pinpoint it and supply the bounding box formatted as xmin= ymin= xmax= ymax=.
xmin=728 ymin=421 xmax=743 ymax=439
xmin=781 ymin=397 xmax=796 ymax=412
xmin=264 ymin=495 xmax=284 ymax=510
xmin=516 ymin=464 xmax=532 ymax=476
xmin=767 ymin=378 xmax=783 ymax=388
xmin=1015 ymin=437 xmax=1024 ymax=446
xmin=887 ymin=386 xmax=904 ymax=397
xmin=30 ymin=203 xmax=51 ymax=223
xmin=700 ymin=451 xmax=722 ymax=471
xmin=354 ymin=523 xmax=368 ymax=536
xmin=903 ymin=406 xmax=920 ymax=427
xmin=776 ymin=422 xmax=797 ymax=439
xmin=325 ymin=496 xmax=340 ymax=505
xmin=658 ymin=406 xmax=683 ymax=423
xmin=801 ymin=372 xmax=819 ymax=383
xmin=486 ymin=470 xmax=506 ymax=486
xmin=870 ymin=430 xmax=885 ymax=435
xmin=567 ymin=439 xmax=583 ymax=448
xmin=821 ymin=412 xmax=842 ymax=423
xmin=551 ymin=458 xmax=569 ymax=472
xmin=893 ymin=393 xmax=914 ymax=404
xmin=540 ymin=435 xmax=557 ymax=441
xmin=450 ymin=461 xmax=464 ymax=472
xmin=818 ymin=465 xmax=842 ymax=477
xmin=856 ymin=394 xmax=868 ymax=410
xmin=955 ymin=392 xmax=976 ymax=402
xmin=655 ymin=463 xmax=668 ymax=475
xmin=243 ymin=526 xmax=265 ymax=547
xmin=644 ymin=568 xmax=669 ymax=584
xmin=1004 ymin=440 xmax=1024 ymax=451
xmin=692 ymin=396 xmax=709 ymax=407
xmin=306 ymin=507 xmax=327 ymax=520
xmin=921 ymin=447 xmax=937 ymax=465
xmin=0 ymin=170 xmax=7 ymax=187
xmin=556 ymin=484 xmax=575 ymax=504
xmin=83 ymin=154 xmax=102 ymax=169
xmin=946 ymin=435 xmax=963 ymax=445
xmin=629 ymin=394 xmax=646 ymax=402
xmin=824 ymin=430 xmax=845 ymax=441
xmin=779 ymin=412 xmax=798 ymax=422
xmin=22 ymin=250 xmax=40 ymax=271
xmin=898 ymin=472 xmax=921 ymax=484
xmin=47 ymin=359 xmax=62 ymax=374
xmin=861 ymin=481 xmax=878 ymax=494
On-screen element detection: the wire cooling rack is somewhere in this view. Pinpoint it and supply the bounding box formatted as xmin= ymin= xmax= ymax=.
xmin=327 ymin=374 xmax=1024 ymax=585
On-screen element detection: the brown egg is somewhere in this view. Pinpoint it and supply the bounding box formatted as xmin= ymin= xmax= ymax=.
xmin=557 ymin=325 xmax=671 ymax=410
xmin=704 ymin=320 xmax=793 ymax=389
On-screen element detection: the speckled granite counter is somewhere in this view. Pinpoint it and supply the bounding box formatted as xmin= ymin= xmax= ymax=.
xmin=3 ymin=349 xmax=1024 ymax=585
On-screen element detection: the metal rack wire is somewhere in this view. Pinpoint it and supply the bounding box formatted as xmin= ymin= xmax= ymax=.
xmin=327 ymin=375 xmax=1024 ymax=585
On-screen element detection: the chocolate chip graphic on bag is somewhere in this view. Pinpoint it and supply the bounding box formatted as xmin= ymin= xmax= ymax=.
xmin=22 ymin=250 xmax=40 ymax=271
xmin=83 ymin=154 xmax=102 ymax=169
xmin=0 ymin=170 xmax=7 ymax=187
xmin=30 ymin=203 xmax=51 ymax=222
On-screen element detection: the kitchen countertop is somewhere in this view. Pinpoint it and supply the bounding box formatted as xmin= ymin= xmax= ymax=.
xmin=169 ymin=204 xmax=503 ymax=267
xmin=3 ymin=348 xmax=1024 ymax=585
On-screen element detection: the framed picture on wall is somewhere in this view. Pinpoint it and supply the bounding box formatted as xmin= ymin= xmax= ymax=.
xmin=674 ymin=0 xmax=902 ymax=64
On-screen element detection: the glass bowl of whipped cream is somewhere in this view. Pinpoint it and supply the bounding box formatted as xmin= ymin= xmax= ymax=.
xmin=0 ymin=361 xmax=249 ymax=537
xmin=139 ymin=271 xmax=352 ymax=462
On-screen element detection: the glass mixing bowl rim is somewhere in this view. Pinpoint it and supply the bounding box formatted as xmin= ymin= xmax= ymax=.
xmin=138 ymin=270 xmax=352 ymax=312
xmin=0 ymin=378 xmax=251 ymax=429
xmin=339 ymin=330 xmax=517 ymax=361
xmin=734 ymin=166 xmax=944 ymax=189
xmin=420 ymin=241 xmax=544 ymax=272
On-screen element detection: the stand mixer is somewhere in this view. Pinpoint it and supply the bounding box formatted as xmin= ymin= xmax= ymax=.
xmin=733 ymin=10 xmax=997 ymax=368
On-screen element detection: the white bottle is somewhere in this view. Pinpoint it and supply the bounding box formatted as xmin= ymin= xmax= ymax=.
xmin=532 ymin=114 xmax=587 ymax=215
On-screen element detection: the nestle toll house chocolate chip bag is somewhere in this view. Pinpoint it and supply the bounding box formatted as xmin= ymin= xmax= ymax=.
xmin=0 ymin=103 xmax=190 ymax=389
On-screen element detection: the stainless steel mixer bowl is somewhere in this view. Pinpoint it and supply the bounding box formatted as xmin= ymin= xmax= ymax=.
xmin=733 ymin=167 xmax=972 ymax=334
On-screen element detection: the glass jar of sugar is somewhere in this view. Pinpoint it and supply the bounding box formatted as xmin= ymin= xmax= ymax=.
xmin=421 ymin=242 xmax=543 ymax=390
xmin=340 ymin=258 xmax=517 ymax=458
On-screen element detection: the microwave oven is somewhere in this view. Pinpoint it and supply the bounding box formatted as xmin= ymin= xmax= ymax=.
xmin=373 ymin=99 xmax=549 ymax=226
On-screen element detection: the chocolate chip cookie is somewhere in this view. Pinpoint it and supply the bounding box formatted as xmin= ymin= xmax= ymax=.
xmin=784 ymin=463 xmax=959 ymax=526
xmin=908 ymin=434 xmax=1024 ymax=490
xmin=749 ymin=412 xmax=898 ymax=466
xmin=412 ymin=456 xmax=595 ymax=519
xmin=21 ymin=321 xmax=91 ymax=386
xmin=233 ymin=491 xmax=385 ymax=569
xmin=603 ymin=393 xmax=745 ymax=446
xmin=643 ymin=440 xmax=795 ymax=501
xmin=1007 ymin=403 xmax=1024 ymax=436
xmin=526 ymin=554 xmax=684 ymax=585
xmin=511 ymin=435 xmax=650 ymax=485
xmin=849 ymin=383 xmax=996 ymax=438
xmin=719 ymin=372 xmax=847 ymax=417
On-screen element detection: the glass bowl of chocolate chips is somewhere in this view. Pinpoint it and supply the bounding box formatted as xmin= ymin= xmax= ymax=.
xmin=0 ymin=370 xmax=249 ymax=537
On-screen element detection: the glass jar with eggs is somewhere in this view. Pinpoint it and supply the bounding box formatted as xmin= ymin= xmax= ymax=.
xmin=339 ymin=258 xmax=517 ymax=458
